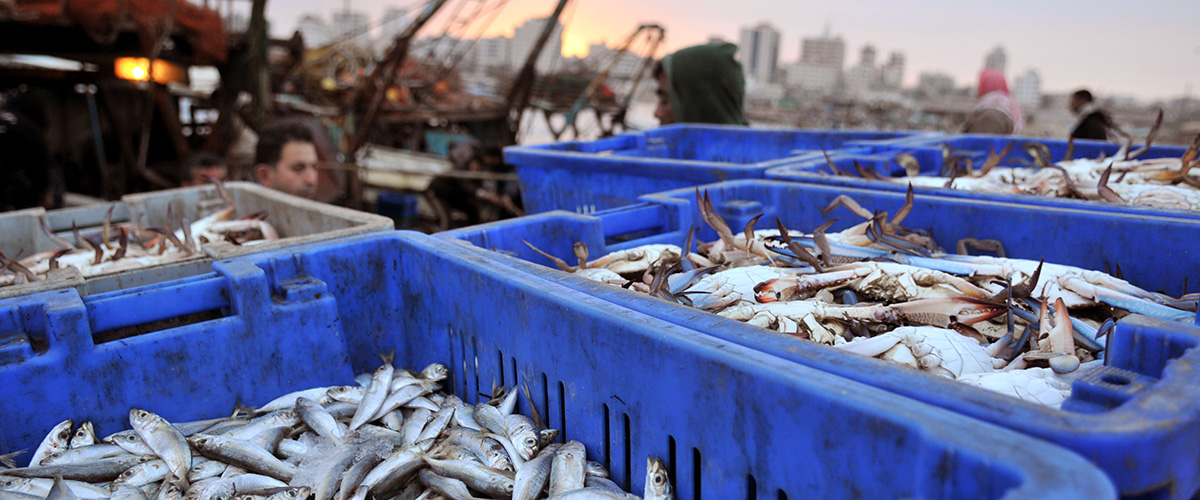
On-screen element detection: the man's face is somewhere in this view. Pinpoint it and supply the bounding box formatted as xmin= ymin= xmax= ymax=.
xmin=654 ymin=72 xmax=674 ymax=125
xmin=191 ymin=165 xmax=227 ymax=186
xmin=259 ymin=141 xmax=318 ymax=199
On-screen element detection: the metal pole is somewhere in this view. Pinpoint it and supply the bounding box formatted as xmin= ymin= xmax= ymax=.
xmin=79 ymin=84 xmax=111 ymax=197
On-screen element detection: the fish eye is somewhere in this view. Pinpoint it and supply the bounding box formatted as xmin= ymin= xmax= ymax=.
xmin=655 ymin=474 xmax=665 ymax=484
xmin=59 ymin=431 xmax=71 ymax=439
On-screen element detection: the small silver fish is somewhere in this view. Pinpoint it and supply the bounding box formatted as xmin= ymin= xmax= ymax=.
xmin=129 ymin=409 xmax=191 ymax=486
xmin=30 ymin=420 xmax=73 ymax=467
xmin=68 ymin=423 xmax=96 ymax=449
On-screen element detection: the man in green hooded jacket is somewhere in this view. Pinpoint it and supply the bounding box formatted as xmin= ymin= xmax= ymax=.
xmin=653 ymin=42 xmax=747 ymax=126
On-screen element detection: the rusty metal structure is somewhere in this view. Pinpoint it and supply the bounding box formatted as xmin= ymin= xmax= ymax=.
xmin=0 ymin=0 xmax=662 ymax=215
xmin=0 ymin=0 xmax=229 ymax=200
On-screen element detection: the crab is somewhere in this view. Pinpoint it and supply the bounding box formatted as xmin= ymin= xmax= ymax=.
xmin=819 ymin=184 xmax=940 ymax=256
xmin=718 ymin=301 xmax=848 ymax=344
xmin=521 ymin=240 xmax=680 ymax=282
xmin=936 ymin=254 xmax=1190 ymax=322
xmin=956 ymin=365 xmax=1091 ymax=408
xmin=1006 ymin=297 xmax=1081 ymax=374
xmin=693 ymin=190 xmax=782 ymax=268
xmin=682 ymin=266 xmax=809 ymax=311
xmin=833 ymin=326 xmax=1005 ymax=379
xmin=719 ymin=296 xmax=1006 ymax=345
xmin=755 ymin=261 xmax=990 ymax=304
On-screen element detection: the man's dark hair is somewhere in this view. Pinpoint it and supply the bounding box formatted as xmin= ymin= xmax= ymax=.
xmin=255 ymin=120 xmax=315 ymax=167
xmin=183 ymin=152 xmax=225 ymax=182
xmin=652 ymin=60 xmax=664 ymax=80
xmin=1072 ymin=89 xmax=1093 ymax=102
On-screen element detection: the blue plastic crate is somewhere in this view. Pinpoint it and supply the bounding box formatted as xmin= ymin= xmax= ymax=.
xmin=440 ymin=180 xmax=1200 ymax=498
xmin=375 ymin=191 xmax=421 ymax=224
xmin=0 ymin=232 xmax=1114 ymax=500
xmin=508 ymin=124 xmax=934 ymax=214
xmin=766 ymin=134 xmax=1198 ymax=217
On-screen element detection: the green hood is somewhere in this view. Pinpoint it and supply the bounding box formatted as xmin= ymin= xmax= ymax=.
xmin=661 ymin=43 xmax=747 ymax=125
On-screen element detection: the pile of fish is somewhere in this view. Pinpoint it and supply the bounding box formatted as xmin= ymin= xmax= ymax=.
xmin=0 ymin=182 xmax=278 ymax=289
xmin=875 ymin=127 xmax=1200 ymax=212
xmin=0 ymin=361 xmax=672 ymax=500
xmin=524 ymin=189 xmax=1197 ymax=408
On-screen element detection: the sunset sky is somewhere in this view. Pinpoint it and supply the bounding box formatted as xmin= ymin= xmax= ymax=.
xmin=266 ymin=0 xmax=1200 ymax=101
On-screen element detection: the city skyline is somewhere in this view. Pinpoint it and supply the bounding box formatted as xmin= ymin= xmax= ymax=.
xmin=267 ymin=0 xmax=1199 ymax=102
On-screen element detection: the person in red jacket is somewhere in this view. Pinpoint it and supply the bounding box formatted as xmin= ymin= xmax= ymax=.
xmin=962 ymin=69 xmax=1022 ymax=135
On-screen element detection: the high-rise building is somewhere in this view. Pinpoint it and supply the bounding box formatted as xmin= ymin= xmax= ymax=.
xmin=1014 ymin=69 xmax=1041 ymax=109
xmin=785 ymin=64 xmax=841 ymax=94
xmin=799 ymin=35 xmax=845 ymax=68
xmin=296 ymin=14 xmax=333 ymax=48
xmin=844 ymin=65 xmax=878 ymax=96
xmin=510 ymin=17 xmax=563 ymax=73
xmin=790 ymin=33 xmax=844 ymax=93
xmin=738 ymin=23 xmax=781 ymax=83
xmin=584 ymin=42 xmax=641 ymax=79
xmin=332 ymin=9 xmax=371 ymax=49
xmin=844 ymin=44 xmax=879 ymax=95
xmin=881 ymin=52 xmax=905 ymax=89
xmin=412 ymin=35 xmax=462 ymax=63
xmin=917 ymin=71 xmax=955 ymax=97
xmin=471 ymin=36 xmax=512 ymax=70
xmin=858 ymin=45 xmax=876 ymax=67
xmin=984 ymin=46 xmax=1006 ymax=73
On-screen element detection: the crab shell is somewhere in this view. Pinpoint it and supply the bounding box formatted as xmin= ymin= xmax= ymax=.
xmin=590 ymin=244 xmax=680 ymax=275
xmin=687 ymin=266 xmax=799 ymax=309
xmin=957 ymin=367 xmax=1075 ymax=408
xmin=837 ymin=326 xmax=1002 ymax=379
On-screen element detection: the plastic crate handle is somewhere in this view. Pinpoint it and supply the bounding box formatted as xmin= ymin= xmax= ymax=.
xmin=82 ymin=259 xmax=283 ymax=338
xmin=594 ymin=203 xmax=686 ymax=251
xmin=84 ymin=276 xmax=230 ymax=336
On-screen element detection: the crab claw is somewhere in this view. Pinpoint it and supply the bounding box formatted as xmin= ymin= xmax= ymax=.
xmin=832 ymin=334 xmax=904 ymax=357
xmin=687 ymin=286 xmax=741 ymax=311
xmin=1048 ymin=297 xmax=1075 ymax=355
xmin=977 ymin=142 xmax=1014 ymax=177
xmin=890 ymin=297 xmax=1007 ymax=327
xmin=696 ymin=189 xmax=737 ymax=248
xmin=753 ymin=270 xmax=861 ymax=304
xmin=891 ymin=183 xmax=915 ymax=225
xmin=893 ymin=153 xmax=920 ymax=178
xmin=821 ymin=146 xmax=844 ymax=176
xmin=573 ymin=242 xmax=589 ymax=269
xmin=754 ymin=278 xmax=791 ymax=303
xmin=821 ymin=195 xmax=873 ymax=220
xmin=1097 ymin=164 xmax=1126 ymax=204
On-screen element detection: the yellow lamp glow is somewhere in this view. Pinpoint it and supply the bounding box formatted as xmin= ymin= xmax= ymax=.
xmin=114 ymin=57 xmax=187 ymax=84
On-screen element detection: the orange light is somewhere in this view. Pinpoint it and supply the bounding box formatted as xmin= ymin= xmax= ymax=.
xmin=114 ymin=57 xmax=187 ymax=84
xmin=115 ymin=57 xmax=150 ymax=81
